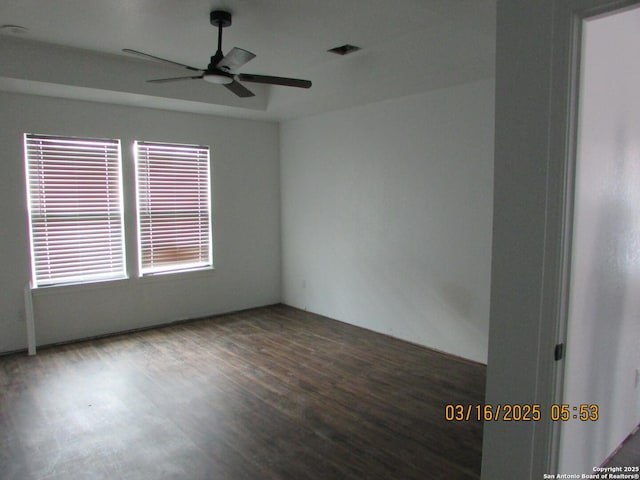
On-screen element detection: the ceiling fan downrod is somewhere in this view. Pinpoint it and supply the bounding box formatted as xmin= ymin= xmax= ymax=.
xmin=210 ymin=10 xmax=231 ymax=65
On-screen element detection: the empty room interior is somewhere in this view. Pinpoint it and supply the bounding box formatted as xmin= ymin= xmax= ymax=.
xmin=1 ymin=1 xmax=639 ymax=479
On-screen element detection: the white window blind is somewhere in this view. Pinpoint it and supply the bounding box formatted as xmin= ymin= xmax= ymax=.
xmin=135 ymin=141 xmax=212 ymax=275
xmin=25 ymin=134 xmax=126 ymax=287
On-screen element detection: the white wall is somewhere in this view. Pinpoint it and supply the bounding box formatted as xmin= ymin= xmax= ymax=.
xmin=560 ymin=7 xmax=640 ymax=472
xmin=0 ymin=92 xmax=281 ymax=353
xmin=280 ymin=78 xmax=494 ymax=363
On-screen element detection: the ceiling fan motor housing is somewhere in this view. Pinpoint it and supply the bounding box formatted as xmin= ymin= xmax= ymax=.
xmin=210 ymin=10 xmax=231 ymax=28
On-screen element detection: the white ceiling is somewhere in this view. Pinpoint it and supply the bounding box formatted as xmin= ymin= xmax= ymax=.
xmin=0 ymin=0 xmax=496 ymax=120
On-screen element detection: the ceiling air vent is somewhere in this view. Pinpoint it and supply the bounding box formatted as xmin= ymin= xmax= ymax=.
xmin=327 ymin=44 xmax=361 ymax=55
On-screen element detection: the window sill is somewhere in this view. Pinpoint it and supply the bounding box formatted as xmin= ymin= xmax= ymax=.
xmin=31 ymin=276 xmax=130 ymax=296
xmin=31 ymin=266 xmax=217 ymax=296
xmin=137 ymin=265 xmax=215 ymax=284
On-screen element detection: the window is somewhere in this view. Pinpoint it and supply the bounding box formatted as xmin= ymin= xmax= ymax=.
xmin=134 ymin=141 xmax=212 ymax=275
xmin=24 ymin=134 xmax=126 ymax=287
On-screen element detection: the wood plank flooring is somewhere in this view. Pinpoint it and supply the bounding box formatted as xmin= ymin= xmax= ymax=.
xmin=0 ymin=305 xmax=486 ymax=480
xmin=604 ymin=426 xmax=640 ymax=468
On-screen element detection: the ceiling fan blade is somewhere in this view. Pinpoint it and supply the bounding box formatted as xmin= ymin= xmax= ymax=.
xmin=238 ymin=74 xmax=312 ymax=89
xmin=216 ymin=47 xmax=256 ymax=72
xmin=147 ymin=75 xmax=203 ymax=83
xmin=123 ymin=48 xmax=202 ymax=72
xmin=224 ymin=80 xmax=255 ymax=98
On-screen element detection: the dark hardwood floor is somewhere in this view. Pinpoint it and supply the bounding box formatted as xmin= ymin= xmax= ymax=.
xmin=604 ymin=426 xmax=640 ymax=469
xmin=0 ymin=305 xmax=486 ymax=480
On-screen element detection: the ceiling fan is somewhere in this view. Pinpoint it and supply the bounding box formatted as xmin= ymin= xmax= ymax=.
xmin=123 ymin=10 xmax=312 ymax=98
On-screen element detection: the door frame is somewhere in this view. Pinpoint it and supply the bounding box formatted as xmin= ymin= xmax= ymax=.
xmin=541 ymin=0 xmax=640 ymax=473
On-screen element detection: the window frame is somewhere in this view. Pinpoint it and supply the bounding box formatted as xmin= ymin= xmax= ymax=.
xmin=133 ymin=140 xmax=213 ymax=277
xmin=24 ymin=133 xmax=127 ymax=288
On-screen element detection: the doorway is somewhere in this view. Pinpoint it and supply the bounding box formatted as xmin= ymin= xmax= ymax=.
xmin=559 ymin=4 xmax=640 ymax=473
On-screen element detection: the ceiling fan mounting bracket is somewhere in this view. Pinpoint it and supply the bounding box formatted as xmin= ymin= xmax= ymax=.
xmin=210 ymin=10 xmax=231 ymax=28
